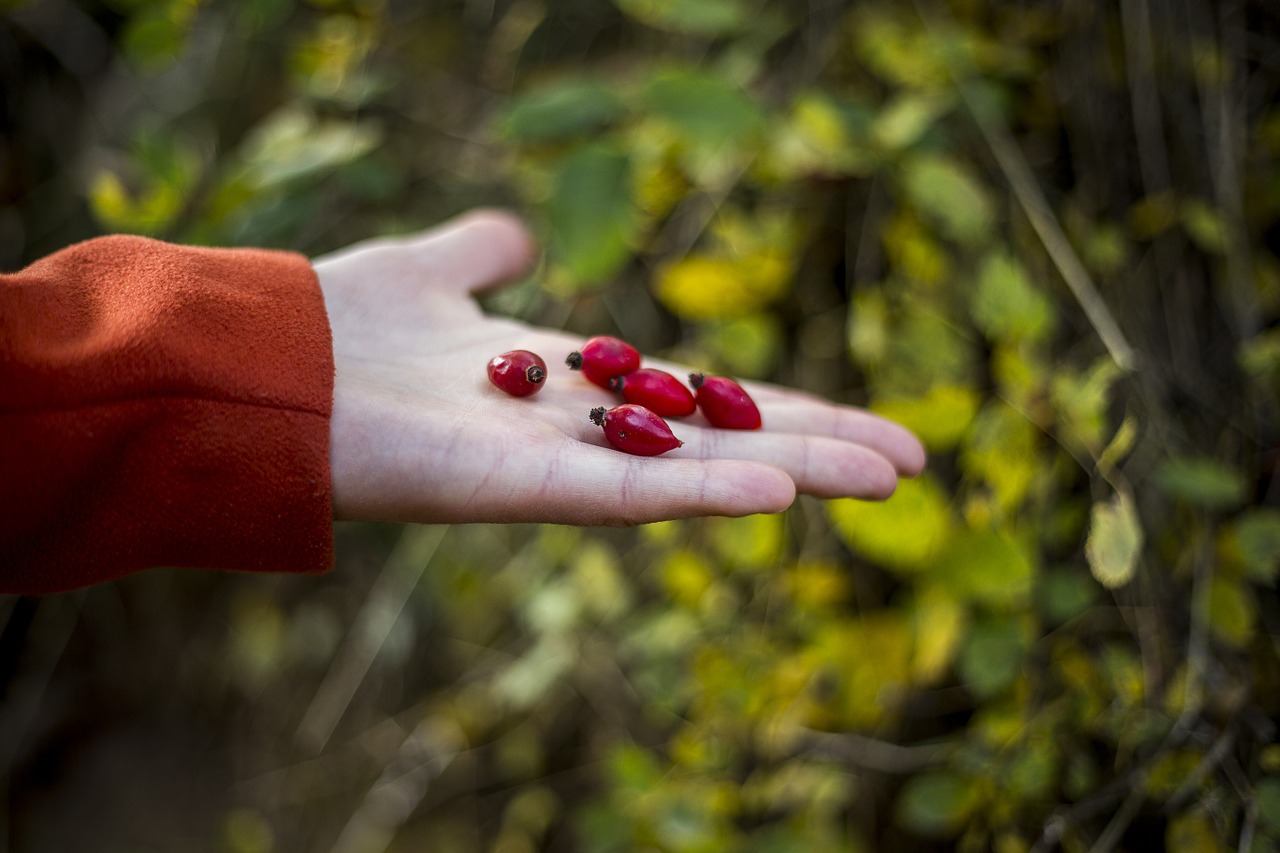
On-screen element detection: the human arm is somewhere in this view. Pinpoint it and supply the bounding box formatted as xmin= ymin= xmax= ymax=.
xmin=317 ymin=209 xmax=926 ymax=527
xmin=0 ymin=235 xmax=334 ymax=593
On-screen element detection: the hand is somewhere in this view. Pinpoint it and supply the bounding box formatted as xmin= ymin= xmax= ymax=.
xmin=313 ymin=210 xmax=926 ymax=526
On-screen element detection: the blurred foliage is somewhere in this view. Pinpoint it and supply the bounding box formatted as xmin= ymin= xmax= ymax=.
xmin=3 ymin=0 xmax=1280 ymax=851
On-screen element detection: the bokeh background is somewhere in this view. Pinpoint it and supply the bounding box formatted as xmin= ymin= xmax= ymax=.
xmin=3 ymin=0 xmax=1280 ymax=850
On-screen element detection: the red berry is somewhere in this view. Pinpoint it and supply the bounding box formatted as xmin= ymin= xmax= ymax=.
xmin=589 ymin=404 xmax=683 ymax=456
xmin=689 ymin=373 xmax=762 ymax=429
xmin=609 ymin=368 xmax=696 ymax=418
xmin=488 ymin=350 xmax=547 ymax=397
xmin=566 ymin=336 xmax=640 ymax=389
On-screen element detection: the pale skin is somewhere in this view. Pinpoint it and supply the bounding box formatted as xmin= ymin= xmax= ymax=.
xmin=313 ymin=209 xmax=926 ymax=527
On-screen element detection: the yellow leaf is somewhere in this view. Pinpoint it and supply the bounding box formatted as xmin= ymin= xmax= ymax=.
xmin=883 ymin=211 xmax=948 ymax=285
xmin=1166 ymin=812 xmax=1229 ymax=853
xmin=660 ymin=549 xmax=715 ymax=608
xmin=1085 ymin=491 xmax=1143 ymax=589
xmin=655 ymin=251 xmax=790 ymax=320
xmin=910 ymin=585 xmax=966 ymax=683
xmin=827 ymin=475 xmax=952 ymax=573
xmin=872 ymin=384 xmax=980 ymax=452
xmin=872 ymin=93 xmax=949 ymax=151
xmin=961 ymin=401 xmax=1041 ymax=513
xmin=1207 ymin=576 xmax=1257 ymax=648
xmin=88 ymin=170 xmax=134 ymax=230
xmin=709 ymin=513 xmax=785 ymax=571
xmin=785 ymin=560 xmax=850 ymax=612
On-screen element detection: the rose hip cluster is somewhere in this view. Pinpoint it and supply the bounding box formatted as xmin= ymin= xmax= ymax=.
xmin=487 ymin=335 xmax=760 ymax=456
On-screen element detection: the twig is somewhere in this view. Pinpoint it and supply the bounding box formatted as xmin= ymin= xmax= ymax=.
xmin=1031 ymin=768 xmax=1140 ymax=853
xmin=912 ymin=4 xmax=1138 ymax=373
xmin=1163 ymin=726 xmax=1236 ymax=814
xmin=1237 ymin=798 xmax=1258 ymax=853
xmin=795 ymin=727 xmax=951 ymax=773
xmin=296 ymin=525 xmax=450 ymax=755
xmin=329 ymin=714 xmax=465 ymax=853
xmin=1120 ymin=0 xmax=1173 ymax=195
xmin=1086 ymin=783 xmax=1146 ymax=853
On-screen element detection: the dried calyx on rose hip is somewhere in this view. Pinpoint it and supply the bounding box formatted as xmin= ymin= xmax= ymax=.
xmin=589 ymin=404 xmax=683 ymax=456
xmin=487 ymin=350 xmax=547 ymax=397
xmin=689 ymin=373 xmax=762 ymax=429
xmin=566 ymin=335 xmax=640 ymax=389
xmin=609 ymin=368 xmax=696 ymax=418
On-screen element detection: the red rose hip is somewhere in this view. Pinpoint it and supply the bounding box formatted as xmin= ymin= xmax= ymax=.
xmin=609 ymin=368 xmax=696 ymax=418
xmin=566 ymin=335 xmax=640 ymax=389
xmin=487 ymin=350 xmax=547 ymax=397
xmin=689 ymin=373 xmax=762 ymax=429
xmin=589 ymin=404 xmax=683 ymax=456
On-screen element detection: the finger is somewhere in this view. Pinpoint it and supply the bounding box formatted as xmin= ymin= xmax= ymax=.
xmin=674 ymin=426 xmax=901 ymax=501
xmin=400 ymin=209 xmax=539 ymax=295
xmin=638 ymin=359 xmax=927 ymax=477
xmin=443 ymin=436 xmax=797 ymax=526
xmin=751 ymin=395 xmax=927 ymax=477
xmin=550 ymin=449 xmax=798 ymax=526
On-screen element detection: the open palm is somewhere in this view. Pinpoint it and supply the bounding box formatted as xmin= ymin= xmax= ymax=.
xmin=314 ymin=210 xmax=925 ymax=526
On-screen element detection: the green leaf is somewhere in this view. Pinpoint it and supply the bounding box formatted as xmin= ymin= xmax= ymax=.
xmin=1257 ymin=777 xmax=1280 ymax=834
xmin=1239 ymin=329 xmax=1280 ymax=378
xmin=872 ymin=94 xmax=949 ymax=151
xmin=1051 ymin=359 xmax=1124 ymax=456
xmin=1166 ymin=811 xmax=1229 ymax=853
xmin=613 ymin=0 xmax=748 ymax=36
xmin=937 ymin=527 xmax=1035 ymax=607
xmin=237 ymin=107 xmax=381 ymax=190
xmin=1156 ymin=456 xmax=1248 ymax=511
xmin=1038 ymin=567 xmax=1100 ymax=624
xmin=959 ymin=617 xmax=1025 ymax=699
xmin=609 ymin=743 xmax=664 ymax=792
xmin=848 ymin=290 xmax=889 ymax=367
xmin=827 ymin=475 xmax=952 ymax=573
xmin=547 ymin=144 xmax=637 ymax=286
xmin=1207 ymin=577 xmax=1256 ymax=648
xmin=497 ymin=79 xmax=627 ymax=144
xmin=1228 ymin=508 xmax=1280 ymax=584
xmin=644 ymin=68 xmax=765 ymax=151
xmin=1085 ymin=491 xmax=1144 ymax=589
xmin=900 ymin=153 xmax=994 ymax=245
xmin=877 ymin=301 xmax=979 ymax=396
xmin=700 ymin=314 xmax=783 ymax=378
xmin=121 ymin=4 xmax=193 ymax=69
xmin=971 ymin=251 xmax=1054 ymax=343
xmin=1005 ymin=738 xmax=1060 ymax=803
xmin=767 ymin=92 xmax=874 ymax=179
xmin=1179 ymin=198 xmax=1226 ymax=253
xmin=894 ymin=770 xmax=980 ymax=838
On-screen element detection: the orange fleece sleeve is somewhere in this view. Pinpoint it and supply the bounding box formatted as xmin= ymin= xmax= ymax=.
xmin=0 ymin=235 xmax=335 ymax=594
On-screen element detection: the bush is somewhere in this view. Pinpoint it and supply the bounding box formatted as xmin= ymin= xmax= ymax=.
xmin=4 ymin=0 xmax=1279 ymax=850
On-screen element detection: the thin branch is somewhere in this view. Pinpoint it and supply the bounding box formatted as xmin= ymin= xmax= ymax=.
xmin=1238 ymin=798 xmax=1259 ymax=853
xmin=794 ymin=727 xmax=951 ymax=774
xmin=1163 ymin=726 xmax=1236 ymax=814
xmin=1031 ymin=769 xmax=1140 ymax=853
xmin=1086 ymin=783 xmax=1146 ymax=853
xmin=329 ymin=714 xmax=466 ymax=853
xmin=912 ymin=3 xmax=1139 ymax=373
xmin=296 ymin=525 xmax=451 ymax=755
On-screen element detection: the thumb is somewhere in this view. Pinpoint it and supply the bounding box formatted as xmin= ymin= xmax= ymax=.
xmin=398 ymin=208 xmax=539 ymax=296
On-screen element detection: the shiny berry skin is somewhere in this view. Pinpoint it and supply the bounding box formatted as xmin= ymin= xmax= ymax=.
xmin=487 ymin=350 xmax=547 ymax=397
xmin=609 ymin=368 xmax=696 ymax=418
xmin=689 ymin=373 xmax=762 ymax=429
xmin=589 ymin=404 xmax=683 ymax=456
xmin=566 ymin=336 xmax=640 ymax=389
